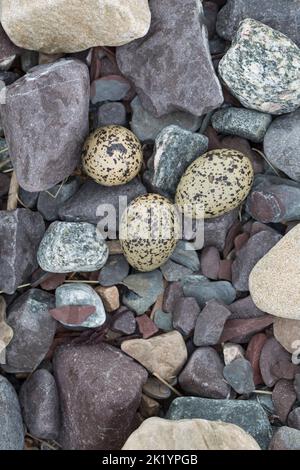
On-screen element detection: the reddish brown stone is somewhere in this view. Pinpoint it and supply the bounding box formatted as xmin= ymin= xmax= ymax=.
xmin=219 ymin=315 xmax=274 ymax=344
xmin=260 ymin=337 xmax=298 ymax=388
xmin=49 ymin=305 xmax=96 ymax=325
xmin=40 ymin=273 xmax=66 ymax=291
xmin=136 ymin=315 xmax=159 ymax=339
xmin=223 ymin=220 xmax=242 ymax=258
xmin=173 ymin=297 xmax=200 ymax=337
xmin=200 ymin=246 xmax=220 ymax=280
xmin=245 ymin=333 xmax=267 ymax=385
xmin=272 ymin=379 xmax=297 ymax=423
xmin=234 ymin=232 xmax=249 ymax=251
xmin=218 ymin=259 xmax=232 ymax=281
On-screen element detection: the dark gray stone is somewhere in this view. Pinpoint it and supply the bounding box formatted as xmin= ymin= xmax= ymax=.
xmin=203 ymin=208 xmax=239 ymax=251
xmin=111 ymin=310 xmax=136 ymax=335
xmin=122 ymin=270 xmax=164 ymax=315
xmin=0 ymin=71 xmax=20 ymax=86
xmin=212 ymin=107 xmax=272 ymax=143
xmin=223 ymin=357 xmax=255 ymax=394
xmin=117 ymin=0 xmax=223 ymax=117
xmin=160 ymin=259 xmax=193 ymax=282
xmin=269 ymin=426 xmax=300 ymax=450
xmin=99 ymin=254 xmax=130 ymax=287
xmin=179 ymin=347 xmax=231 ymax=399
xmin=97 ymin=102 xmax=127 ymax=127
xmin=181 ymin=275 xmax=236 ymax=308
xmin=19 ymin=369 xmax=60 ymax=440
xmin=0 ymin=209 xmax=45 ymax=294
xmin=232 ymin=230 xmax=282 ymax=291
xmin=193 ymin=299 xmax=231 ymax=346
xmin=173 ymin=297 xmax=200 ymax=336
xmin=170 ymin=241 xmax=200 ymax=272
xmin=37 ymin=221 xmax=109 ymax=273
xmin=153 ymin=309 xmax=173 ymax=332
xmin=58 ymin=178 xmax=146 ymax=226
xmin=18 ymin=188 xmax=39 ymax=209
xmin=129 ymin=96 xmax=202 ymax=142
xmin=167 ymin=396 xmax=272 ymax=449
xmin=37 ymin=177 xmax=80 ymax=222
xmin=0 ymin=173 xmax=9 ymax=197
xmin=4 ymin=289 xmax=56 ymax=373
xmin=163 ymin=281 xmax=184 ymax=313
xmin=228 ymin=295 xmax=266 ymax=319
xmin=53 ymin=342 xmax=147 ymax=450
xmin=0 ymin=375 xmax=24 ymax=450
xmin=0 ymin=59 xmax=89 ymax=191
xmin=91 ymin=76 xmax=131 ymax=104
xmin=288 ymin=408 xmax=300 ymax=430
xmin=203 ymin=1 xmax=218 ymax=39
xmin=264 ymin=108 xmax=300 ymax=181
xmin=21 ymin=50 xmax=39 ymax=72
xmin=217 ymin=0 xmax=300 ymax=47
xmin=145 ymin=125 xmax=208 ymax=198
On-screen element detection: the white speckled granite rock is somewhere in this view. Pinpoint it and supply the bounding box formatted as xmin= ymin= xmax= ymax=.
xmin=37 ymin=221 xmax=109 ymax=273
xmin=249 ymin=224 xmax=300 ymax=319
xmin=0 ymin=376 xmax=24 ymax=450
xmin=1 ymin=0 xmax=151 ymax=53
xmin=122 ymin=417 xmax=260 ymax=450
xmin=55 ymin=283 xmax=106 ymax=329
xmin=117 ymin=0 xmax=223 ymax=117
xmin=212 ymin=107 xmax=272 ymax=143
xmin=1 ymin=59 xmax=89 ymax=192
xmin=264 ymin=108 xmax=300 ymax=181
xmin=219 ymin=19 xmax=300 ymax=115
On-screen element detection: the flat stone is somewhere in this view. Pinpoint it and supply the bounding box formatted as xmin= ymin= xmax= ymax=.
xmin=274 ymin=317 xmax=300 ymax=354
xmin=173 ymin=297 xmax=200 ymax=337
xmin=228 ymin=295 xmax=266 ymax=319
xmin=117 ymin=0 xmax=223 ymax=117
xmin=136 ymin=315 xmax=159 ymax=339
xmin=160 ymin=259 xmax=193 ymax=282
xmin=97 ymin=102 xmax=127 ymax=128
xmin=153 ymin=310 xmax=173 ymax=332
xmin=91 ymin=76 xmax=131 ymax=104
xmin=246 ymin=175 xmax=300 ymax=224
xmin=232 ymin=230 xmax=282 ymax=291
xmin=121 ymin=331 xmax=187 ymax=382
xmin=166 ymin=396 xmax=272 ymax=449
xmin=129 ymin=96 xmax=202 ymax=142
xmin=219 ymin=19 xmax=300 ymax=114
xmin=200 ymin=246 xmax=220 ymax=280
xmin=203 ymin=208 xmax=239 ymax=251
xmin=111 ymin=309 xmax=136 ymax=335
xmin=122 ymin=271 xmax=164 ymax=316
xmin=250 ymin=224 xmax=300 ymax=319
xmin=245 ymin=333 xmax=267 ymax=385
xmin=260 ymin=337 xmax=296 ymax=387
xmin=269 ymin=426 xmax=300 ymax=450
xmin=193 ymin=300 xmax=231 ymax=346
xmin=170 ymin=241 xmax=200 ymax=272
xmin=212 ymin=107 xmax=272 ymax=143
xmin=223 ymin=357 xmax=255 ymax=394
xmin=220 ymin=316 xmax=274 ymax=344
xmin=181 ymin=275 xmax=236 ymax=308
xmin=1 ymin=0 xmax=151 ymax=53
xmin=142 ymin=377 xmax=171 ymax=401
xmin=56 ymin=283 xmax=106 ymax=329
xmin=1 ymin=59 xmax=90 ymax=192
xmin=218 ymin=259 xmax=232 ymax=282
xmin=272 ymin=379 xmax=297 ymax=423
xmin=3 ymin=289 xmax=56 ymax=373
xmin=162 ymin=282 xmax=184 ymax=313
xmin=53 ymin=342 xmax=147 ymax=450
xmin=0 ymin=375 xmax=24 ymax=450
xmin=95 ymin=285 xmax=119 ymax=313
xmin=37 ymin=177 xmax=80 ymax=222
xmin=0 ymin=209 xmax=45 ymax=294
xmin=37 ymin=221 xmax=109 ymax=273
xmin=145 ymin=125 xmax=208 ymax=198
xmin=122 ymin=417 xmax=260 ymax=450
xmin=19 ymin=369 xmax=60 ymax=440
xmin=179 ymin=347 xmax=231 ymax=399
xmin=58 ymin=178 xmax=146 ymax=226
xmin=216 ymin=0 xmax=300 ymax=47
xmin=49 ymin=305 xmax=96 ymax=325
xmin=223 ymin=343 xmax=245 ymax=365
xmin=99 ymin=255 xmax=129 ymax=287
xmin=264 ymin=108 xmax=300 ymax=181
xmin=288 ymin=408 xmax=300 ymax=430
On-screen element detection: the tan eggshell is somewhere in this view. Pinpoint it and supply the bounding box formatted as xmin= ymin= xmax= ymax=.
xmin=82 ymin=125 xmax=143 ymax=186
xmin=175 ymin=149 xmax=254 ymax=219
xmin=120 ymin=194 xmax=180 ymax=272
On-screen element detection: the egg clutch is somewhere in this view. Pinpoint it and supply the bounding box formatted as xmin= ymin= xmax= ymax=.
xmin=82 ymin=125 xmax=254 ymax=272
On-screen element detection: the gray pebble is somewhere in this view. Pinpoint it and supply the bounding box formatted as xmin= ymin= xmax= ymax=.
xmin=37 ymin=177 xmax=80 ymax=222
xmin=193 ymin=299 xmax=231 ymax=346
xmin=153 ymin=309 xmax=173 ymax=332
xmin=122 ymin=270 xmax=164 ymax=315
xmin=160 ymin=259 xmax=193 ymax=282
xmin=0 ymin=375 xmax=24 ymax=450
xmin=91 ymin=77 xmax=130 ymax=104
xmin=170 ymin=240 xmax=200 ymax=272
xmin=97 ymin=102 xmax=127 ymax=127
xmin=98 ymin=254 xmax=129 ymax=287
xmin=181 ymin=275 xmax=236 ymax=308
xmin=223 ymin=357 xmax=255 ymax=394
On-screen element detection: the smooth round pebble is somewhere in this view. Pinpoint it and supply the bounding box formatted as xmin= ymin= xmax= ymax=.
xmin=82 ymin=125 xmax=143 ymax=186
xmin=175 ymin=149 xmax=253 ymax=219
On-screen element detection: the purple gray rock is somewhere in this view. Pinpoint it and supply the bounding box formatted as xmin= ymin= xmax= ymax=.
xmin=193 ymin=299 xmax=231 ymax=346
xmin=288 ymin=408 xmax=300 ymax=430
xmin=228 ymin=295 xmax=265 ymax=319
xmin=160 ymin=259 xmax=193 ymax=282
xmin=179 ymin=347 xmax=231 ymax=399
xmin=37 ymin=177 xmax=80 ymax=222
xmin=269 ymin=426 xmax=300 ymax=450
xmin=162 ymin=281 xmax=184 ymax=313
xmin=98 ymin=254 xmax=130 ymax=287
xmin=58 ymin=178 xmax=146 ymax=226
xmin=260 ymin=337 xmax=296 ymax=388
xmin=0 ymin=209 xmax=45 ymax=294
xmin=264 ymin=108 xmax=300 ymax=181
xmin=97 ymin=102 xmax=127 ymax=128
xmin=117 ymin=0 xmax=223 ymax=117
xmin=91 ymin=76 xmax=131 ymax=104
xmin=3 ymin=289 xmax=56 ymax=373
xmin=232 ymin=230 xmax=282 ymax=291
xmin=172 ymin=297 xmax=200 ymax=336
xmin=53 ymin=342 xmax=147 ymax=450
xmin=272 ymin=379 xmax=297 ymax=423
xmin=0 ymin=375 xmax=24 ymax=450
xmin=223 ymin=357 xmax=255 ymax=394
xmin=0 ymin=59 xmax=89 ymax=191
xmin=19 ymin=369 xmax=60 ymax=440
xmin=111 ymin=309 xmax=136 ymax=335
xmin=203 ymin=1 xmax=218 ymax=39
xmin=246 ymin=175 xmax=300 ymax=223
xmin=203 ymin=208 xmax=239 ymax=251
xmin=216 ymin=0 xmax=300 ymax=47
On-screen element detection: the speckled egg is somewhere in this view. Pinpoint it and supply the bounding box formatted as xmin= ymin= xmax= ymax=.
xmin=82 ymin=125 xmax=143 ymax=186
xmin=120 ymin=194 xmax=180 ymax=272
xmin=175 ymin=149 xmax=254 ymax=219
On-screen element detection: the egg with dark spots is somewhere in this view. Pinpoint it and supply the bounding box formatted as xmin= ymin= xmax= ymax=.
xmin=175 ymin=149 xmax=254 ymax=219
xmin=120 ymin=194 xmax=180 ymax=272
xmin=82 ymin=125 xmax=143 ymax=186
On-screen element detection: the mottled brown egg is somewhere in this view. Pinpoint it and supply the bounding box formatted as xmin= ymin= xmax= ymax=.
xmin=175 ymin=149 xmax=254 ymax=219
xmin=120 ymin=194 xmax=180 ymax=272
xmin=82 ymin=125 xmax=143 ymax=186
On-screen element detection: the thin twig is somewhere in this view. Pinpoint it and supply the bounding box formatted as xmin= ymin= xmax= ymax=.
xmin=7 ymin=171 xmax=19 ymax=210
xmin=253 ymin=390 xmax=272 ymax=395
xmin=251 ymin=148 xmax=280 ymax=176
xmin=25 ymin=433 xmax=61 ymax=450
xmin=64 ymin=280 xmax=99 ymax=284
xmin=153 ymin=373 xmax=182 ymax=397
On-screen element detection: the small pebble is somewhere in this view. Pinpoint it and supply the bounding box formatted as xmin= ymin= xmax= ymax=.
xmin=272 ymin=379 xmax=297 ymax=423
xmin=153 ymin=310 xmax=173 ymax=332
xmin=288 ymin=408 xmax=300 ymax=430
xmin=223 ymin=357 xmax=255 ymax=395
xmin=162 ymin=282 xmax=184 ymax=313
xmin=98 ymin=255 xmax=129 ymax=287
xmin=90 ymin=76 xmax=131 ymax=104
xmin=245 ymin=333 xmax=267 ymax=385
xmin=172 ymin=297 xmax=200 ymax=337
xmin=193 ymin=300 xmax=231 ymax=347
xmin=220 ymin=316 xmax=274 ymax=344
xmin=223 ymin=342 xmax=245 ymax=366
xmin=122 ymin=270 xmax=164 ymax=315
xmin=136 ymin=315 xmax=159 ymax=339
xmin=269 ymin=427 xmax=300 ymax=450
xmin=170 ymin=241 xmax=200 ymax=272
xmin=160 ymin=259 xmax=193 ymax=282
xmin=97 ymin=102 xmax=127 ymax=127
xmin=200 ymin=246 xmax=220 ymax=280
xmin=95 ymin=285 xmax=120 ymax=313
xmin=111 ymin=309 xmax=136 ymax=335
xmin=142 ymin=377 xmax=171 ymax=400
xmin=181 ymin=275 xmax=236 ymax=308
